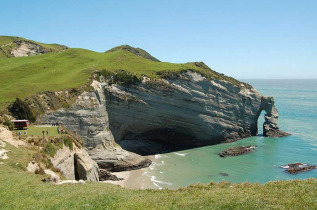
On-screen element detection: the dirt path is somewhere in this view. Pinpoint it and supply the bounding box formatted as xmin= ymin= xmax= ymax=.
xmin=0 ymin=126 xmax=26 ymax=147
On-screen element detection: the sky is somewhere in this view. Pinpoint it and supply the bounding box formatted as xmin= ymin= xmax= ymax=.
xmin=1 ymin=0 xmax=316 ymax=79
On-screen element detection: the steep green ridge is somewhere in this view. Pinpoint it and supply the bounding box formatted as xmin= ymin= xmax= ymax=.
xmin=0 ymin=36 xmax=67 ymax=58
xmin=0 ymin=142 xmax=316 ymax=209
xmin=0 ymin=36 xmax=249 ymax=109
xmin=106 ymin=44 xmax=160 ymax=62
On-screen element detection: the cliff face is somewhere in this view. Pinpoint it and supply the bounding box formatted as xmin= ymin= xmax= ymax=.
xmin=39 ymin=71 xmax=289 ymax=170
xmin=105 ymin=71 xmax=289 ymax=153
xmin=39 ymin=81 xmax=151 ymax=172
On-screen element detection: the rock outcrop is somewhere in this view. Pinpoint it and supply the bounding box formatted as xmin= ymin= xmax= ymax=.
xmin=39 ymin=81 xmax=151 ymax=172
xmin=99 ymin=169 xmax=123 ymax=181
xmin=50 ymin=145 xmax=99 ymax=181
xmin=261 ymin=97 xmax=290 ymax=137
xmin=74 ymin=149 xmax=99 ymax=181
xmin=40 ymin=70 xmax=289 ymax=171
xmin=219 ymin=146 xmax=256 ymax=157
xmin=105 ymin=71 xmax=289 ymax=152
xmin=281 ymin=163 xmax=316 ymax=174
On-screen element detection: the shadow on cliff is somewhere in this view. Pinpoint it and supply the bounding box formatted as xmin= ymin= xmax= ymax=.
xmin=116 ymin=128 xmax=225 ymax=156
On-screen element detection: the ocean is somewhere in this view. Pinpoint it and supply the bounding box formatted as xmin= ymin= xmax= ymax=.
xmin=125 ymin=80 xmax=317 ymax=189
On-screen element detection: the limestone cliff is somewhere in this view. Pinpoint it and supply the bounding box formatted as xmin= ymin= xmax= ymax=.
xmin=40 ymin=71 xmax=289 ymax=169
xmin=39 ymin=81 xmax=151 ymax=172
xmin=104 ymin=71 xmax=289 ymax=153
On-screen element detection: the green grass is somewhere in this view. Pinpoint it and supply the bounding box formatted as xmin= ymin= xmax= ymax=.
xmin=0 ymin=36 xmax=66 ymax=58
xmin=0 ymin=142 xmax=316 ymax=209
xmin=0 ymin=36 xmax=248 ymax=109
xmin=14 ymin=125 xmax=60 ymax=137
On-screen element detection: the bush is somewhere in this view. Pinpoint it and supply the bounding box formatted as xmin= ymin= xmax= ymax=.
xmin=3 ymin=118 xmax=14 ymax=131
xmin=8 ymin=97 xmax=36 ymax=122
xmin=43 ymin=143 xmax=57 ymax=157
xmin=113 ymin=70 xmax=141 ymax=87
xmin=63 ymin=138 xmax=73 ymax=150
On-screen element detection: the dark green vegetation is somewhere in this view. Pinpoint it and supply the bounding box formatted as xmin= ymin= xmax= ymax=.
xmin=0 ymin=141 xmax=316 ymax=209
xmin=9 ymin=97 xmax=36 ymax=122
xmin=0 ymin=36 xmax=250 ymax=110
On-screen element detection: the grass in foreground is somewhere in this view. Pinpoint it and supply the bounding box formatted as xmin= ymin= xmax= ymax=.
xmin=0 ymin=142 xmax=316 ymax=209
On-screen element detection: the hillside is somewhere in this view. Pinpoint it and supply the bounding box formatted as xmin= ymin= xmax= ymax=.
xmin=0 ymin=36 xmax=67 ymax=58
xmin=0 ymin=36 xmax=247 ymax=109
xmin=106 ymin=45 xmax=161 ymax=62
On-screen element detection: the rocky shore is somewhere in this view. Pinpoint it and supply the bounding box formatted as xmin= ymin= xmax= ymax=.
xmin=281 ymin=163 xmax=316 ymax=174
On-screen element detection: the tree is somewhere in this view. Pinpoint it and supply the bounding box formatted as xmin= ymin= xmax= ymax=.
xmin=8 ymin=98 xmax=36 ymax=122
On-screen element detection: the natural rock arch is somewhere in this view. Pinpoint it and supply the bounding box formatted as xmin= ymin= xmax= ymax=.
xmin=256 ymin=97 xmax=290 ymax=137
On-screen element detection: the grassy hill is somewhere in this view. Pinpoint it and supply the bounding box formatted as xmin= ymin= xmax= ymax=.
xmin=106 ymin=44 xmax=161 ymax=62
xmin=0 ymin=36 xmax=67 ymax=58
xmin=0 ymin=36 xmax=246 ymax=109
xmin=0 ymin=141 xmax=316 ymax=209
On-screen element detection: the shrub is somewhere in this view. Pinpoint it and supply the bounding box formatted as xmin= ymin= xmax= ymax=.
xmin=43 ymin=143 xmax=57 ymax=157
xmin=8 ymin=97 xmax=36 ymax=122
xmin=3 ymin=118 xmax=14 ymax=131
xmin=63 ymin=138 xmax=73 ymax=150
xmin=113 ymin=70 xmax=141 ymax=87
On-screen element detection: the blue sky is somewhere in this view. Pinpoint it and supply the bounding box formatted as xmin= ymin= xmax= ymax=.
xmin=1 ymin=0 xmax=316 ymax=79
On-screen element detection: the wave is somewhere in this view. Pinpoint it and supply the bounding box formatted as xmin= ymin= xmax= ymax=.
xmin=151 ymin=176 xmax=172 ymax=186
xmin=174 ymin=152 xmax=187 ymax=156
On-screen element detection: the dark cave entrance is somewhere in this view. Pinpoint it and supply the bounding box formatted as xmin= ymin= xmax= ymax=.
xmin=117 ymin=128 xmax=200 ymax=156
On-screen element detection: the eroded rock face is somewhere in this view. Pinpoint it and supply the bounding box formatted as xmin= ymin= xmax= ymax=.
xmin=74 ymin=149 xmax=99 ymax=181
xmin=10 ymin=40 xmax=67 ymax=57
xmin=261 ymin=97 xmax=291 ymax=137
xmin=39 ymin=81 xmax=151 ymax=172
xmin=50 ymin=145 xmax=99 ymax=181
xmin=105 ymin=71 xmax=289 ymax=150
xmin=50 ymin=146 xmax=75 ymax=180
xmin=40 ymin=71 xmax=288 ymax=171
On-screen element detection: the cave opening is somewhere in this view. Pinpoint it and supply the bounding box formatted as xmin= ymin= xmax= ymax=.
xmin=117 ymin=128 xmax=200 ymax=156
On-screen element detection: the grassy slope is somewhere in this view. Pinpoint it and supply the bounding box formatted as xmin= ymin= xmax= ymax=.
xmin=0 ymin=142 xmax=316 ymax=209
xmin=107 ymin=45 xmax=161 ymax=62
xmin=0 ymin=36 xmax=66 ymax=58
xmin=0 ymin=47 xmax=218 ymax=108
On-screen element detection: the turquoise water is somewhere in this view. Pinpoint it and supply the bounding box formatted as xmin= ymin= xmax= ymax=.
xmin=142 ymin=80 xmax=317 ymax=189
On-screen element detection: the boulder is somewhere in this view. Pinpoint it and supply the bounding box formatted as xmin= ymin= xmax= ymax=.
xmin=219 ymin=146 xmax=256 ymax=157
xmin=99 ymin=169 xmax=123 ymax=181
xmin=27 ymin=161 xmax=40 ymax=173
